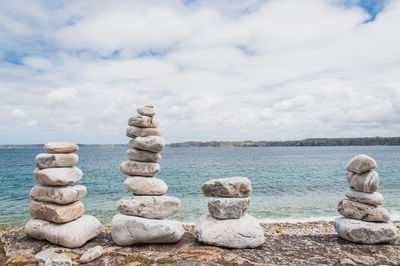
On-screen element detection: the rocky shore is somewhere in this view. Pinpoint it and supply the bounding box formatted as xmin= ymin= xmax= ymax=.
xmin=2 ymin=220 xmax=400 ymax=265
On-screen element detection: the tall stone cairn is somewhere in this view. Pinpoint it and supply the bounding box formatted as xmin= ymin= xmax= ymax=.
xmin=111 ymin=105 xmax=184 ymax=246
xmin=25 ymin=142 xmax=101 ymax=248
xmin=334 ymin=154 xmax=397 ymax=244
xmin=194 ymin=177 xmax=265 ymax=248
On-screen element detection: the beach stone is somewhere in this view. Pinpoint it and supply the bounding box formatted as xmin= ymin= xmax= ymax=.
xmin=79 ymin=245 xmax=103 ymax=264
xmin=30 ymin=185 xmax=87 ymax=204
xmin=111 ymin=214 xmax=184 ymax=245
xmin=128 ymin=115 xmax=159 ymax=128
xmin=33 ymin=166 xmax=83 ymax=186
xmin=124 ymin=177 xmax=168 ymax=195
xmin=202 ymin=177 xmax=252 ymax=198
xmin=137 ymin=106 xmax=155 ymax=117
xmin=116 ymin=195 xmax=180 ymax=219
xmin=126 ymin=149 xmax=161 ymax=163
xmin=350 ymin=170 xmax=379 ymax=193
xmin=43 ymin=142 xmax=79 ymax=154
xmin=346 ymin=171 xmax=355 ymax=186
xmin=35 ymin=153 xmax=79 ymax=168
xmin=126 ymin=126 xmax=160 ymax=138
xmin=208 ymin=198 xmax=250 ymax=219
xmin=334 ymin=216 xmax=397 ymax=244
xmin=35 ymin=249 xmax=72 ymax=266
xmin=345 ymin=189 xmax=384 ymax=205
xmin=129 ymin=136 xmax=165 ymax=153
xmin=346 ymin=154 xmax=377 ymax=174
xmin=29 ymin=201 xmax=84 ymax=223
xmin=194 ymin=213 xmax=264 ymax=248
xmin=25 ymin=215 xmax=101 ymax=248
xmin=337 ymin=199 xmax=390 ymax=222
xmin=120 ymin=160 xmax=160 ymax=177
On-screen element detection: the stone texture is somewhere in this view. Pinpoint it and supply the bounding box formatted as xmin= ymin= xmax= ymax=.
xmin=43 ymin=142 xmax=79 ymax=154
xmin=79 ymin=245 xmax=103 ymax=264
xmin=126 ymin=149 xmax=161 ymax=163
xmin=124 ymin=177 xmax=168 ymax=195
xmin=345 ymin=189 xmax=384 ymax=206
xmin=111 ymin=214 xmax=184 ymax=245
xmin=29 ymin=201 xmax=84 ymax=223
xmin=194 ymin=213 xmax=265 ymax=248
xmin=346 ymin=171 xmax=355 ymax=186
xmin=346 ymin=154 xmax=377 ymax=174
xmin=128 ymin=115 xmax=159 ymax=128
xmin=25 ymin=215 xmax=101 ymax=248
xmin=30 ymin=185 xmax=87 ymax=204
xmin=35 ymin=153 xmax=79 ymax=169
xmin=337 ymin=199 xmax=390 ymax=222
xmin=33 ymin=166 xmax=83 ymax=186
xmin=126 ymin=126 xmax=161 ymax=138
xmin=129 ymin=136 xmax=165 ymax=153
xmin=137 ymin=106 xmax=155 ymax=117
xmin=350 ymin=170 xmax=379 ymax=193
xmin=116 ymin=196 xmax=180 ymax=219
xmin=120 ymin=161 xmax=160 ymax=177
xmin=208 ymin=198 xmax=250 ymax=219
xmin=34 ymin=249 xmax=72 ymax=266
xmin=202 ymin=177 xmax=252 ymax=198
xmin=335 ymin=217 xmax=397 ymax=244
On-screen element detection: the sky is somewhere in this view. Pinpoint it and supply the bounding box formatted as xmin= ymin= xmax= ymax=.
xmin=0 ymin=0 xmax=399 ymax=144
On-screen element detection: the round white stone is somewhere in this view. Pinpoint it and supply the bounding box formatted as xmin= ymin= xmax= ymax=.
xmin=345 ymin=189 xmax=384 ymax=205
xmin=128 ymin=115 xmax=159 ymax=128
xmin=208 ymin=198 xmax=250 ymax=219
xmin=124 ymin=177 xmax=168 ymax=195
xmin=120 ymin=161 xmax=160 ymax=177
xmin=79 ymin=245 xmax=103 ymax=264
xmin=30 ymin=185 xmax=86 ymax=204
xmin=346 ymin=154 xmax=377 ymax=174
xmin=337 ymin=199 xmax=390 ymax=222
xmin=128 ymin=136 xmax=165 ymax=153
xmin=126 ymin=126 xmax=160 ymax=138
xmin=202 ymin=177 xmax=252 ymax=198
xmin=137 ymin=106 xmax=155 ymax=117
xmin=33 ymin=166 xmax=83 ymax=186
xmin=126 ymin=149 xmax=161 ymax=163
xmin=35 ymin=153 xmax=79 ymax=168
xmin=350 ymin=170 xmax=379 ymax=193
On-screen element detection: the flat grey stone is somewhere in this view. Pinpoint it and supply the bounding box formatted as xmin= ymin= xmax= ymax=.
xmin=208 ymin=198 xmax=250 ymax=219
xmin=202 ymin=177 xmax=252 ymax=198
xmin=337 ymin=199 xmax=390 ymax=222
xmin=117 ymin=195 xmax=180 ymax=219
xmin=35 ymin=249 xmax=72 ymax=266
xmin=29 ymin=201 xmax=84 ymax=223
xmin=335 ymin=216 xmax=397 ymax=244
xmin=345 ymin=189 xmax=384 ymax=205
xmin=79 ymin=245 xmax=103 ymax=264
xmin=35 ymin=153 xmax=78 ymax=168
xmin=120 ymin=160 xmax=160 ymax=177
xmin=111 ymin=214 xmax=184 ymax=245
xmin=43 ymin=142 xmax=79 ymax=154
xmin=30 ymin=185 xmax=86 ymax=204
xmin=128 ymin=115 xmax=159 ymax=128
xmin=126 ymin=126 xmax=161 ymax=138
xmin=128 ymin=136 xmax=165 ymax=153
xmin=124 ymin=177 xmax=168 ymax=195
xmin=33 ymin=166 xmax=83 ymax=186
xmin=346 ymin=154 xmax=377 ymax=174
xmin=194 ymin=213 xmax=264 ymax=248
xmin=350 ymin=170 xmax=379 ymax=193
xmin=126 ymin=148 xmax=161 ymax=163
xmin=137 ymin=106 xmax=156 ymax=117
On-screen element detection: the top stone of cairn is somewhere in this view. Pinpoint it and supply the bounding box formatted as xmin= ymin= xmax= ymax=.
xmin=44 ymin=142 xmax=79 ymax=154
xmin=202 ymin=177 xmax=251 ymax=198
xmin=137 ymin=105 xmax=155 ymax=117
xmin=346 ymin=154 xmax=377 ymax=174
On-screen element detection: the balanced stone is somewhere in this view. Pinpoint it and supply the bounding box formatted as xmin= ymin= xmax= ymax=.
xmin=126 ymin=149 xmax=161 ymax=163
xmin=44 ymin=142 xmax=79 ymax=154
xmin=35 ymin=250 xmax=72 ymax=266
xmin=30 ymin=185 xmax=87 ymax=204
xmin=25 ymin=215 xmax=101 ymax=248
xmin=111 ymin=214 xmax=184 ymax=245
xmin=35 ymin=153 xmax=79 ymax=168
xmin=129 ymin=136 xmax=165 ymax=153
xmin=117 ymin=195 xmax=180 ymax=219
xmin=128 ymin=115 xmax=159 ymax=128
xmin=34 ymin=166 xmax=83 ymax=186
xmin=208 ymin=198 xmax=250 ymax=219
xmin=345 ymin=189 xmax=384 ymax=205
xmin=29 ymin=201 xmax=84 ymax=223
xmin=350 ymin=170 xmax=379 ymax=193
xmin=346 ymin=154 xmax=377 ymax=174
xmin=120 ymin=161 xmax=160 ymax=177
xmin=126 ymin=126 xmax=160 ymax=138
xmin=346 ymin=171 xmax=355 ymax=186
xmin=194 ymin=213 xmax=264 ymax=248
xmin=137 ymin=106 xmax=155 ymax=117
xmin=337 ymin=199 xmax=390 ymax=222
xmin=79 ymin=245 xmax=103 ymax=264
xmin=335 ymin=217 xmax=396 ymax=244
xmin=124 ymin=177 xmax=168 ymax=195
xmin=202 ymin=177 xmax=252 ymax=198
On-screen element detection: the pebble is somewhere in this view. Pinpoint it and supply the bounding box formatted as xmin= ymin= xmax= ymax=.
xmin=126 ymin=148 xmax=161 ymax=163
xmin=346 ymin=154 xmax=377 ymax=174
xmin=350 ymin=170 xmax=379 ymax=193
xmin=43 ymin=142 xmax=79 ymax=154
xmin=208 ymin=198 xmax=250 ymax=219
xmin=128 ymin=115 xmax=159 ymax=128
xmin=33 ymin=166 xmax=83 ymax=186
xmin=120 ymin=161 xmax=160 ymax=177
xmin=337 ymin=199 xmax=390 ymax=222
xmin=345 ymin=189 xmax=384 ymax=205
xmin=35 ymin=153 xmax=79 ymax=168
xmin=202 ymin=177 xmax=252 ymax=198
xmin=30 ymin=185 xmax=87 ymax=204
xmin=129 ymin=136 xmax=165 ymax=153
xmin=124 ymin=177 xmax=168 ymax=195
xmin=79 ymin=245 xmax=103 ymax=264
xmin=29 ymin=201 xmax=84 ymax=223
xmin=137 ymin=106 xmax=156 ymax=117
xmin=126 ymin=126 xmax=161 ymax=138
xmin=34 ymin=249 xmax=72 ymax=266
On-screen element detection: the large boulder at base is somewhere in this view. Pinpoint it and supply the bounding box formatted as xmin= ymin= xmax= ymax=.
xmin=120 ymin=161 xmax=160 ymax=177
xmin=44 ymin=142 xmax=79 ymax=154
xmin=126 ymin=149 xmax=161 ymax=163
xmin=29 ymin=201 xmax=84 ymax=223
xmin=126 ymin=126 xmax=160 ymax=138
xmin=194 ymin=213 xmax=264 ymax=248
xmin=137 ymin=105 xmax=156 ymax=117
xmin=35 ymin=249 xmax=72 ymax=266
xmin=350 ymin=170 xmax=379 ymax=193
xmin=346 ymin=154 xmax=377 ymax=174
xmin=79 ymin=245 xmax=103 ymax=264
xmin=30 ymin=185 xmax=86 ymax=204
xmin=25 ymin=215 xmax=101 ymax=248
xmin=124 ymin=177 xmax=168 ymax=195
xmin=117 ymin=195 xmax=180 ymax=219
xmin=202 ymin=177 xmax=252 ymax=198
xmin=111 ymin=214 xmax=184 ymax=245
xmin=337 ymin=199 xmax=390 ymax=222
xmin=345 ymin=189 xmax=384 ymax=206
xmin=35 ymin=153 xmax=79 ymax=168
xmin=128 ymin=115 xmax=159 ymax=128
xmin=129 ymin=136 xmax=165 ymax=153
xmin=334 ymin=217 xmax=397 ymax=244
xmin=208 ymin=198 xmax=250 ymax=219
xmin=33 ymin=166 xmax=83 ymax=186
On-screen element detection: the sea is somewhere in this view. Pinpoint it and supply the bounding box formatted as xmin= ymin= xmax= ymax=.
xmin=1 ymin=146 xmax=400 ymax=228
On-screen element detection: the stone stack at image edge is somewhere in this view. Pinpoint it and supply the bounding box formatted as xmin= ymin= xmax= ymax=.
xmin=335 ymin=154 xmax=397 ymax=244
xmin=111 ymin=105 xmax=184 ymax=245
xmin=25 ymin=142 xmax=101 ymax=248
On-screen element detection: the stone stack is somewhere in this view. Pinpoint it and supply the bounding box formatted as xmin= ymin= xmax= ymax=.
xmin=194 ymin=177 xmax=265 ymax=248
xmin=335 ymin=154 xmax=397 ymax=244
xmin=25 ymin=142 xmax=101 ymax=248
xmin=111 ymin=105 xmax=184 ymax=246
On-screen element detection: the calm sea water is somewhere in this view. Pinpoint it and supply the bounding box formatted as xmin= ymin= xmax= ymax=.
xmin=1 ymin=146 xmax=400 ymax=227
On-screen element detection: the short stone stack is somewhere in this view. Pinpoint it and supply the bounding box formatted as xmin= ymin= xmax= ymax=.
xmin=111 ymin=105 xmax=184 ymax=246
xmin=194 ymin=177 xmax=265 ymax=248
xmin=25 ymin=142 xmax=101 ymax=248
xmin=335 ymin=154 xmax=397 ymax=244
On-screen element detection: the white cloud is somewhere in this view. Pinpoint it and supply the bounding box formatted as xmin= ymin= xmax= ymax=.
xmin=45 ymin=87 xmax=77 ymax=106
